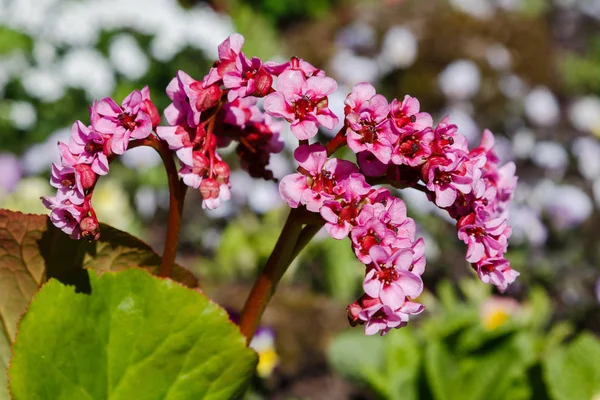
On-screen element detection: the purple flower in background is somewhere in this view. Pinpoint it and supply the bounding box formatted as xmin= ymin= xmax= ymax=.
xmin=0 ymin=153 xmax=22 ymax=195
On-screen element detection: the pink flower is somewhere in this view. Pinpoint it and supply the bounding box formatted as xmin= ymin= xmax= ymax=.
xmin=391 ymin=127 xmax=435 ymax=167
xmin=432 ymin=116 xmax=469 ymax=154
xmin=164 ymin=72 xmax=195 ymax=128
xmin=223 ymin=97 xmax=263 ymax=128
xmin=67 ymin=121 xmax=110 ymax=176
xmin=345 ymin=84 xmax=396 ymax=164
xmin=156 ymin=124 xmax=195 ymax=166
xmin=223 ymin=54 xmax=273 ymax=101
xmin=205 ymin=33 xmax=245 ymax=86
xmin=263 ymin=56 xmax=324 ymax=78
xmin=363 ymin=246 xmax=423 ymax=309
xmin=475 ymin=257 xmax=519 ymax=293
xmin=457 ymin=212 xmax=510 ymax=263
xmin=140 ymin=85 xmax=160 ymax=128
xmin=178 ymin=150 xmax=210 ymax=188
xmin=390 ymin=95 xmax=433 ymax=133
xmin=279 ymin=144 xmax=357 ymax=212
xmin=91 ymin=90 xmax=152 ymax=155
xmin=41 ymin=196 xmax=84 ymax=239
xmin=264 ymin=70 xmax=339 ymax=140
xmin=356 ymin=151 xmax=388 ymax=177
xmin=423 ymin=154 xmax=474 ymax=208
xmin=320 ymin=173 xmax=371 ymax=239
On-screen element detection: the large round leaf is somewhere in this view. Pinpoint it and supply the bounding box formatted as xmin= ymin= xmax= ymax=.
xmin=8 ymin=268 xmax=257 ymax=400
xmin=0 ymin=210 xmax=197 ymax=400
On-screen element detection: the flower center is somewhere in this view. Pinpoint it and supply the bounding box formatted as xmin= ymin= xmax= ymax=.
xmin=119 ymin=113 xmax=137 ymax=131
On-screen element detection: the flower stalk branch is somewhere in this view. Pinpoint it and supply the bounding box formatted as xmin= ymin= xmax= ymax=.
xmin=239 ymin=208 xmax=306 ymax=342
xmin=130 ymin=136 xmax=187 ymax=278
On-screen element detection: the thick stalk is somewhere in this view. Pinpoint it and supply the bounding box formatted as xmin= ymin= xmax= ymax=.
xmin=129 ymin=137 xmax=186 ymax=278
xmin=239 ymin=209 xmax=305 ymax=342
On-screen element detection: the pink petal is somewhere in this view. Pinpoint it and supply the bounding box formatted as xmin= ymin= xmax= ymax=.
xmin=276 ymin=69 xmax=306 ymax=100
xmin=263 ymin=92 xmax=294 ymax=121
xmin=290 ymin=119 xmax=319 ymax=140
xmin=380 ymin=283 xmax=406 ymax=309
xmin=397 ymin=271 xmax=424 ymax=298
xmin=278 ymin=173 xmax=307 ymax=208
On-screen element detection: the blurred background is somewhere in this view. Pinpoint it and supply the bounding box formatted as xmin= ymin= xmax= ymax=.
xmin=1 ymin=0 xmax=600 ymax=398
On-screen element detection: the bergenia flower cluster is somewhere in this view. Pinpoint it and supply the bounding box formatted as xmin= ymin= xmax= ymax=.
xmin=43 ymin=33 xmax=518 ymax=337
xmin=42 ymin=88 xmax=159 ymax=240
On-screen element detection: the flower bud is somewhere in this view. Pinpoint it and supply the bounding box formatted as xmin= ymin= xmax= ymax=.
xmin=190 ymin=81 xmax=222 ymax=112
xmin=212 ymin=160 xmax=230 ymax=183
xmin=191 ymin=151 xmax=210 ymax=176
xmin=200 ymin=178 xmax=220 ymax=200
xmin=142 ymin=99 xmax=161 ymax=128
xmin=75 ymin=164 xmax=98 ymax=190
xmin=250 ymin=69 xmax=273 ymax=98
xmin=346 ymin=301 xmax=362 ymax=326
xmin=80 ymin=216 xmax=100 ymax=241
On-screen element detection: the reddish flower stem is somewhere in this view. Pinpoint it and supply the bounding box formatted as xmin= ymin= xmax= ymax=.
xmin=325 ymin=126 xmax=347 ymax=156
xmin=239 ymin=208 xmax=306 ymax=343
xmin=129 ymin=136 xmax=186 ymax=278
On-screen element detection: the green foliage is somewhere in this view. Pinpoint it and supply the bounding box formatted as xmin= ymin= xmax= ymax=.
xmin=0 ymin=26 xmax=32 ymax=55
xmin=0 ymin=209 xmax=197 ymax=400
xmin=328 ymin=279 xmax=600 ymax=400
xmin=9 ymin=268 xmax=257 ymax=399
xmin=239 ymin=0 xmax=336 ymax=26
xmin=544 ymin=333 xmax=600 ymax=400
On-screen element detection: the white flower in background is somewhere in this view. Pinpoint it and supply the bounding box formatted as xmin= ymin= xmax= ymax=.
xmin=512 ymin=128 xmax=536 ymax=159
xmin=543 ymin=183 xmax=593 ymax=230
xmin=378 ymin=26 xmax=418 ymax=71
xmin=21 ymin=67 xmax=65 ymax=102
xmin=569 ymin=96 xmax=600 ymax=134
xmin=33 ymin=40 xmax=57 ymax=66
xmin=109 ymin=34 xmax=149 ymax=80
xmin=0 ymin=53 xmax=28 ymax=95
xmin=60 ymin=48 xmax=115 ymax=100
xmin=335 ymin=21 xmax=377 ymax=51
xmin=438 ymin=60 xmax=481 ymax=100
xmin=330 ymin=49 xmax=379 ymax=86
xmin=572 ymin=137 xmax=600 ymax=180
xmin=509 ymin=205 xmax=547 ymax=246
xmin=21 ymin=128 xmax=70 ymax=174
xmin=531 ymin=141 xmax=569 ymax=172
xmin=524 ymin=86 xmax=560 ymax=127
xmin=499 ymin=74 xmax=527 ymax=99
xmin=247 ymin=180 xmax=283 ymax=214
xmin=10 ymin=101 xmax=37 ymax=130
xmin=120 ymin=146 xmax=161 ymax=170
xmin=485 ymin=43 xmax=511 ymax=70
xmin=449 ymin=0 xmax=495 ymax=18
xmin=135 ymin=186 xmax=158 ymax=219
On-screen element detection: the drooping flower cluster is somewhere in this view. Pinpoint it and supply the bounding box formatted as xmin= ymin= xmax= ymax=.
xmin=280 ymin=144 xmax=426 ymax=335
xmin=156 ymin=34 xmax=285 ymax=207
xmin=42 ymin=88 xmax=159 ymax=239
xmin=42 ymin=33 xmax=518 ymax=337
xmin=279 ymin=81 xmax=518 ymax=335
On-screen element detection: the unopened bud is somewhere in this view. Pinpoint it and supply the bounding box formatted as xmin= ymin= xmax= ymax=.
xmin=212 ymin=160 xmax=230 ymax=183
xmin=142 ymin=99 xmax=161 ymax=128
xmin=347 ymin=301 xmax=362 ymax=326
xmin=191 ymin=151 xmax=210 ymax=175
xmin=190 ymin=81 xmax=222 ymax=112
xmin=75 ymin=164 xmax=98 ymax=190
xmin=80 ymin=216 xmax=100 ymax=240
xmin=250 ymin=69 xmax=273 ymax=98
xmin=200 ymin=178 xmax=220 ymax=200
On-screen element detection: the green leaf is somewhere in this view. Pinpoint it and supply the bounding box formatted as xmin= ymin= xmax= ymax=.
xmin=9 ymin=268 xmax=257 ymax=399
xmin=0 ymin=26 xmax=33 ymax=54
xmin=544 ymin=333 xmax=600 ymax=400
xmin=327 ymin=328 xmax=421 ymax=400
xmin=0 ymin=210 xmax=197 ymax=400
